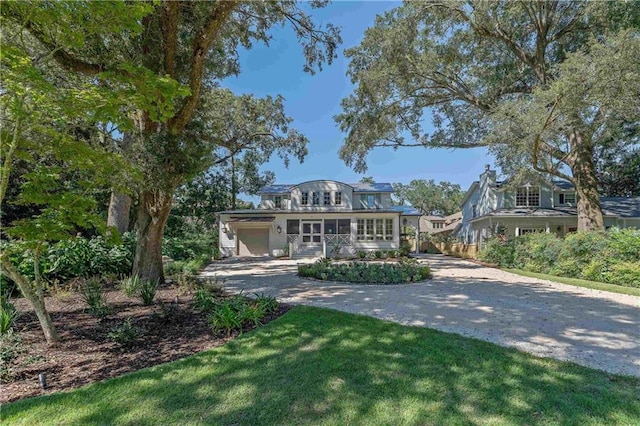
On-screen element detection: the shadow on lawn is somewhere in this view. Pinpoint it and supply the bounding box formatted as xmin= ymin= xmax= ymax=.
xmin=4 ymin=306 xmax=639 ymax=425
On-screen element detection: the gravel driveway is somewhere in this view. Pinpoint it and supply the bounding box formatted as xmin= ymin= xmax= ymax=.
xmin=202 ymin=254 xmax=640 ymax=377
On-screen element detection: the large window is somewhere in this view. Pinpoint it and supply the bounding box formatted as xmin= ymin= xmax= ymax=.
xmin=324 ymin=219 xmax=337 ymax=235
xmin=335 ymin=191 xmax=342 ymax=205
xmin=519 ymin=228 xmax=544 ymax=236
xmin=312 ymin=191 xmax=320 ymax=205
xmin=323 ymin=192 xmax=331 ymax=205
xmin=286 ymin=220 xmax=299 ymax=234
xmin=301 ymin=192 xmax=308 ymax=205
xmin=516 ymin=187 xmax=540 ymax=207
xmin=360 ymin=194 xmax=381 ymax=209
xmin=356 ymin=218 xmax=394 ymax=241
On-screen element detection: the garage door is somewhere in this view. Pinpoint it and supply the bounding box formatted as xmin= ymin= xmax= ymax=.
xmin=237 ymin=228 xmax=269 ymax=256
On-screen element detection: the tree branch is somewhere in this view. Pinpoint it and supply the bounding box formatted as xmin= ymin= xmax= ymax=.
xmin=168 ymin=1 xmax=240 ymax=134
xmin=161 ymin=0 xmax=180 ymax=78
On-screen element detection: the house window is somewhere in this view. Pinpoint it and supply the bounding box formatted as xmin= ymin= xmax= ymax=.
xmin=433 ymin=222 xmax=444 ymax=229
xmin=312 ymin=191 xmax=320 ymax=205
xmin=472 ymin=205 xmax=477 ymax=218
xmin=361 ymin=194 xmax=381 ymax=209
xmin=323 ymin=192 xmax=331 ymax=205
xmin=335 ymin=191 xmax=342 ymax=205
xmin=338 ymin=219 xmax=351 ymax=234
xmin=519 ymin=228 xmax=544 ymax=236
xmin=324 ymin=219 xmax=337 ymax=235
xmin=516 ymin=187 xmax=540 ymax=207
xmin=385 ymin=219 xmax=393 ymax=240
xmin=286 ymin=220 xmax=299 ymax=234
xmin=559 ymin=193 xmax=576 ymax=204
xmin=301 ymin=192 xmax=308 ymax=205
xmin=274 ymin=195 xmax=282 ymax=209
xmin=356 ymin=218 xmax=393 ymax=240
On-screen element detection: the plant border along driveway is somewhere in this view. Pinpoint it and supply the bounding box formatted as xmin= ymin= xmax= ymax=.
xmin=203 ymin=254 xmax=640 ymax=378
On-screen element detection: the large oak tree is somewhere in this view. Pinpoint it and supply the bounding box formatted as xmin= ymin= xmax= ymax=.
xmin=336 ymin=1 xmax=639 ymax=230
xmin=3 ymin=1 xmax=340 ymax=283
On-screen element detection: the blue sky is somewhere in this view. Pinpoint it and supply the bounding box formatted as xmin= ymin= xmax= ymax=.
xmin=223 ymin=1 xmax=494 ymax=200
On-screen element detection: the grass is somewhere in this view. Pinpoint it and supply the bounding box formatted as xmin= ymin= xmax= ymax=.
xmin=504 ymin=268 xmax=640 ymax=297
xmin=3 ymin=306 xmax=639 ymax=425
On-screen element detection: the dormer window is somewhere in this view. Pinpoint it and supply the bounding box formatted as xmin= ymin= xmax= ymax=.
xmin=312 ymin=192 xmax=320 ymax=205
xmin=335 ymin=191 xmax=342 ymax=205
xmin=323 ymin=192 xmax=331 ymax=205
xmin=301 ymin=192 xmax=309 ymax=205
xmin=559 ymin=193 xmax=576 ymax=204
xmin=274 ymin=195 xmax=282 ymax=209
xmin=361 ymin=193 xmax=380 ymax=209
xmin=516 ymin=186 xmax=540 ymax=207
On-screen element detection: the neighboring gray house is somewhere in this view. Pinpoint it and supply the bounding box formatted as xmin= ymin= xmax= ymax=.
xmin=458 ymin=165 xmax=640 ymax=248
xmin=218 ymin=180 xmax=421 ymax=258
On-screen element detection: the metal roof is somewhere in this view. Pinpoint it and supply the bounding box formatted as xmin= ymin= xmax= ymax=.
xmin=350 ymin=182 xmax=394 ymax=192
xmin=389 ymin=205 xmax=422 ymax=216
xmin=259 ymin=184 xmax=293 ymax=194
xmin=601 ymin=197 xmax=640 ymax=218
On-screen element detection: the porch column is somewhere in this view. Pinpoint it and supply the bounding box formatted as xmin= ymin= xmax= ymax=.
xmin=515 ymin=227 xmax=520 ymax=237
xmin=545 ymin=222 xmax=550 ymax=234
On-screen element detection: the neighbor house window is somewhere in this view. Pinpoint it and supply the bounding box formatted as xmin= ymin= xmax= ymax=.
xmin=323 ymin=192 xmax=331 ymax=205
xmin=312 ymin=191 xmax=320 ymax=205
xmin=519 ymin=228 xmax=544 ymax=236
xmin=516 ymin=186 xmax=540 ymax=207
xmin=559 ymin=193 xmax=576 ymax=204
xmin=301 ymin=192 xmax=309 ymax=205
xmin=335 ymin=191 xmax=342 ymax=205
xmin=286 ymin=220 xmax=299 ymax=234
xmin=433 ymin=222 xmax=444 ymax=229
xmin=274 ymin=195 xmax=282 ymax=209
xmin=472 ymin=205 xmax=477 ymax=218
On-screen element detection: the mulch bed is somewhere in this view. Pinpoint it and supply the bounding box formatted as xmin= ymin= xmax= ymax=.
xmin=1 ymin=282 xmax=289 ymax=404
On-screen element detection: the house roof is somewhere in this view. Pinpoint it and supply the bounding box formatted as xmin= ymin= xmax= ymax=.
xmin=351 ymin=182 xmax=394 ymax=192
xmin=601 ymin=197 xmax=640 ymax=217
xmin=218 ymin=208 xmax=410 ymax=215
xmin=389 ymin=205 xmax=422 ymax=216
xmin=259 ymin=181 xmax=394 ymax=194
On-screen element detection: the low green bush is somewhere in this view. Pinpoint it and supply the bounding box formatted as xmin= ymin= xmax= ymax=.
xmin=0 ymin=332 xmax=25 ymax=381
xmin=138 ymin=278 xmax=159 ymax=305
xmin=479 ymin=228 xmax=640 ymax=288
xmin=81 ymin=277 xmax=112 ymax=318
xmin=107 ymin=318 xmax=141 ymax=348
xmin=119 ymin=275 xmax=141 ymax=298
xmin=298 ymin=259 xmax=431 ymax=284
xmin=163 ymin=232 xmax=217 ymax=262
xmin=0 ymin=290 xmax=18 ymax=335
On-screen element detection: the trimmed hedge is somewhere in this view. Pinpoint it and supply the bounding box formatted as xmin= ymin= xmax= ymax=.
xmin=298 ymin=258 xmax=431 ymax=284
xmin=479 ymin=228 xmax=640 ymax=288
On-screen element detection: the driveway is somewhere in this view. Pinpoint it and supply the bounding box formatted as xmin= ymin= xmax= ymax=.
xmin=202 ymin=254 xmax=640 ymax=377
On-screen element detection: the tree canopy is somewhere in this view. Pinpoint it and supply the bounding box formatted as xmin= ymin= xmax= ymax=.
xmin=336 ymin=1 xmax=639 ymax=230
xmin=392 ymin=180 xmax=464 ymax=216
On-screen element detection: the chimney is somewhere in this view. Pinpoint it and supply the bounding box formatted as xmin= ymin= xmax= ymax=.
xmin=485 ymin=164 xmax=490 ymax=172
xmin=483 ymin=165 xmax=496 ymax=186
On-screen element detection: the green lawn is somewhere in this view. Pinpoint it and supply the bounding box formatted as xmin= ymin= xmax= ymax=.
xmin=3 ymin=306 xmax=639 ymax=425
xmin=504 ymin=268 xmax=640 ymax=297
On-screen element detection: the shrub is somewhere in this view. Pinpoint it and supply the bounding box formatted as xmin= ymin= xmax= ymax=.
xmin=357 ymin=250 xmax=367 ymax=259
xmin=298 ymin=259 xmax=431 ymax=284
xmin=254 ymin=293 xmax=279 ymax=313
xmin=107 ymin=318 xmax=141 ymax=348
xmin=163 ymin=232 xmax=216 ymax=262
xmin=514 ymin=233 xmax=563 ymax=273
xmin=478 ymin=237 xmax=516 ymax=267
xmin=0 ymin=332 xmax=25 ymax=380
xmin=0 ymin=291 xmax=18 ymax=335
xmin=138 ymin=278 xmax=159 ymax=305
xmin=81 ymin=277 xmax=112 ymax=318
xmin=119 ymin=275 xmax=141 ymax=298
xmin=603 ymin=262 xmax=640 ymax=288
xmin=209 ymin=303 xmax=242 ymax=337
xmin=374 ymin=250 xmax=383 ymax=259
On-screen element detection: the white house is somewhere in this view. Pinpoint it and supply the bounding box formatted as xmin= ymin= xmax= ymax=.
xmin=458 ymin=165 xmax=640 ymax=249
xmin=217 ymin=180 xmax=421 ymax=258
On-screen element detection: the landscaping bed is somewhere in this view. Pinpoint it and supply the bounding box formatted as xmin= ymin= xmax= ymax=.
xmin=298 ymin=258 xmax=431 ymax=284
xmin=1 ymin=281 xmax=288 ymax=403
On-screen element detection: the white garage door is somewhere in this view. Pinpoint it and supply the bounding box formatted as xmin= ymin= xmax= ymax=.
xmin=237 ymin=228 xmax=269 ymax=256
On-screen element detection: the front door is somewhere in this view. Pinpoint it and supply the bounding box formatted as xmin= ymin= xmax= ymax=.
xmin=301 ymin=221 xmax=322 ymax=245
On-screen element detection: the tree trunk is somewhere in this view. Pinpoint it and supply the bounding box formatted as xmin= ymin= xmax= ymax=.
xmin=107 ymin=191 xmax=132 ymax=234
xmin=106 ymin=131 xmax=134 ymax=234
xmin=132 ymin=189 xmax=173 ymax=283
xmin=0 ymin=255 xmax=59 ymax=344
xmin=568 ymin=129 xmax=604 ymax=231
